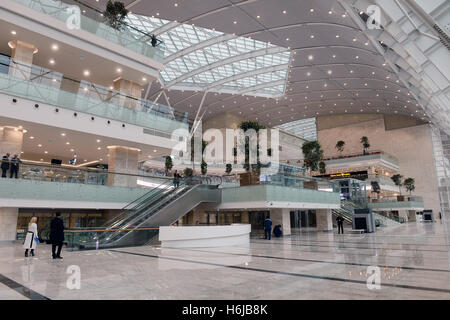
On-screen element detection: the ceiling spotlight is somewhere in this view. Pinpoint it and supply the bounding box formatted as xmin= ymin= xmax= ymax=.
xmin=174 ymin=3 xmax=178 ymax=6
xmin=233 ymin=21 xmax=237 ymax=24
xmin=38 ymin=144 xmax=42 ymax=147
xmin=142 ymin=77 xmax=147 ymax=81
xmin=308 ymin=55 xmax=314 ymax=61
xmin=96 ymin=139 xmax=101 ymax=143
xmin=116 ymin=68 xmax=122 ymax=73
xmin=310 ymin=34 xmax=315 ymax=39
xmin=282 ymin=10 xmax=287 ymax=14
xmin=83 ymin=70 xmax=90 ymax=77
xmin=306 ymin=72 xmax=311 ymax=76
xmin=256 ymin=15 xmax=260 ymax=19
xmin=30 ymin=136 xmax=34 ymax=139
xmin=332 ymin=54 xmax=336 ymax=58
xmin=61 ymin=133 xmax=66 ymax=136
xmin=336 ymin=35 xmax=340 ymax=38
xmin=49 ymin=59 xmax=55 ymax=65
xmin=310 ymin=8 xmax=314 ymax=12
xmin=51 ymin=44 xmax=59 ymax=50
xmin=327 ymin=70 xmax=332 ymax=75
xmin=328 ymin=10 xmax=333 ymax=14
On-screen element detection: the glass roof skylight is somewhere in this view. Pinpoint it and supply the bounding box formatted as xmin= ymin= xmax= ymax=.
xmin=125 ymin=14 xmax=291 ymax=97
xmin=276 ymin=118 xmax=318 ymax=141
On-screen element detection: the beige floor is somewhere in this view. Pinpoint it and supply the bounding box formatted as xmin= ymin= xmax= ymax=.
xmin=0 ymin=221 xmax=449 ymax=299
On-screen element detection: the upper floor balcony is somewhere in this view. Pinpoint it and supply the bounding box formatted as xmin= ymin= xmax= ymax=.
xmin=0 ymin=54 xmax=189 ymax=137
xmin=4 ymin=0 xmax=164 ymax=63
xmin=321 ymin=150 xmax=400 ymax=172
xmin=367 ymin=195 xmax=424 ymax=211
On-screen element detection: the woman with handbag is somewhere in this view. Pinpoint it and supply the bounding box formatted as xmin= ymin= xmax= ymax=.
xmin=24 ymin=217 xmax=39 ymax=257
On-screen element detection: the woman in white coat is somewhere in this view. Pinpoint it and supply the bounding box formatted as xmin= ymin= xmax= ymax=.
xmin=24 ymin=217 xmax=38 ymax=257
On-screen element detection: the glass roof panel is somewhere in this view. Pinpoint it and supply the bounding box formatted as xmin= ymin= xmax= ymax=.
xmin=125 ymin=14 xmax=291 ymax=97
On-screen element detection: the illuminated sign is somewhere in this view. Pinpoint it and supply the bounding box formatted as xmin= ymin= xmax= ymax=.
xmin=330 ymin=172 xmax=351 ymax=178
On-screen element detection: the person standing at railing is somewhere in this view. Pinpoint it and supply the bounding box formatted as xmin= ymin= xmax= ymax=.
xmin=1 ymin=153 xmax=10 ymax=178
xmin=10 ymin=154 xmax=21 ymax=179
xmin=50 ymin=212 xmax=65 ymax=259
xmin=24 ymin=217 xmax=39 ymax=257
xmin=173 ymin=170 xmax=181 ymax=188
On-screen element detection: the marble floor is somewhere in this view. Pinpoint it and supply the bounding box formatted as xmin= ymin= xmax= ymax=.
xmin=0 ymin=222 xmax=449 ymax=300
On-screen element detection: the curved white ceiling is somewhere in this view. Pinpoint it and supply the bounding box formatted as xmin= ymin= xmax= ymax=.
xmin=80 ymin=0 xmax=449 ymax=133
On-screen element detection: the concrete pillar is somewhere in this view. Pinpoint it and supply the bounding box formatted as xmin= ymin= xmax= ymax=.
xmin=113 ymin=78 xmax=142 ymax=110
xmin=107 ymin=146 xmax=140 ymax=187
xmin=270 ymin=208 xmax=291 ymax=236
xmin=241 ymin=211 xmax=249 ymax=224
xmin=0 ymin=126 xmax=24 ymax=159
xmin=316 ymin=209 xmax=333 ymax=231
xmin=398 ymin=210 xmax=408 ymax=222
xmin=8 ymin=40 xmax=38 ymax=80
xmin=408 ymin=210 xmax=417 ymax=222
xmin=0 ymin=208 xmax=19 ymax=241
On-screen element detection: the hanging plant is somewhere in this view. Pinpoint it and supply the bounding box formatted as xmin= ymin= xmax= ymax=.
xmin=104 ymin=1 xmax=129 ymax=30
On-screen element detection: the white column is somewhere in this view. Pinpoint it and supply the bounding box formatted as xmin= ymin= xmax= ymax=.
xmin=270 ymin=208 xmax=291 ymax=236
xmin=8 ymin=40 xmax=38 ymax=80
xmin=113 ymin=78 xmax=143 ymax=110
xmin=0 ymin=126 xmax=24 ymax=156
xmin=407 ymin=210 xmax=417 ymax=222
xmin=107 ymin=146 xmax=140 ymax=187
xmin=316 ymin=209 xmax=332 ymax=231
xmin=398 ymin=210 xmax=409 ymax=222
xmin=0 ymin=208 xmax=19 ymax=241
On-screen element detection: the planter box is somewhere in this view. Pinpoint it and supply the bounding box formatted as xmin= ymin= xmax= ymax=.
xmin=239 ymin=172 xmax=260 ymax=186
xmin=397 ymin=195 xmax=405 ymax=202
xmin=303 ymin=180 xmax=318 ymax=190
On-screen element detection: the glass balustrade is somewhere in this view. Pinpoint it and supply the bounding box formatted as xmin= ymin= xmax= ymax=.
xmin=9 ymin=0 xmax=165 ymax=61
xmin=0 ymin=55 xmax=189 ymax=135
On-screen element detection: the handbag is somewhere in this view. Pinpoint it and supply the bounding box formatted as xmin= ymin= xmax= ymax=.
xmin=34 ymin=236 xmax=39 ymax=243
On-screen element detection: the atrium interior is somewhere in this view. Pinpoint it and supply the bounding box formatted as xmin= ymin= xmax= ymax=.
xmin=0 ymin=0 xmax=449 ymax=301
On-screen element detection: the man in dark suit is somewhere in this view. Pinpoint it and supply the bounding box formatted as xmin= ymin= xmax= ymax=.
xmin=10 ymin=154 xmax=21 ymax=179
xmin=1 ymin=153 xmax=10 ymax=178
xmin=264 ymin=217 xmax=272 ymax=240
xmin=50 ymin=212 xmax=65 ymax=259
xmin=336 ymin=215 xmax=344 ymax=234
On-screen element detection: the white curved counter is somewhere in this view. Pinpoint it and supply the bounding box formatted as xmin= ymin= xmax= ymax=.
xmin=159 ymin=224 xmax=251 ymax=248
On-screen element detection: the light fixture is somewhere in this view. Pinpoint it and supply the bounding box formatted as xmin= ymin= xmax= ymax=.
xmin=83 ymin=70 xmax=90 ymax=77
xmin=30 ymin=136 xmax=34 ymax=139
xmin=11 ymin=30 xmax=17 ymax=35
xmin=310 ymin=34 xmax=314 ymax=39
xmin=327 ymin=70 xmax=332 ymax=75
xmin=49 ymin=59 xmax=55 ymax=65
xmin=142 ymin=77 xmax=147 ymax=81
xmin=38 ymin=144 xmax=42 ymax=147
xmin=282 ymin=10 xmax=287 ymax=14
xmin=96 ymin=139 xmax=101 ymax=143
xmin=51 ymin=44 xmax=59 ymax=51
xmin=66 ymin=142 xmax=70 ymax=145
xmin=61 ymin=133 xmax=66 ymax=136
xmin=116 ymin=68 xmax=122 ymax=73
xmin=308 ymin=55 xmax=313 ymax=61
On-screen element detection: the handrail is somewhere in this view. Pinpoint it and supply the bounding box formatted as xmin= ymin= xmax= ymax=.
xmin=65 ymin=227 xmax=159 ymax=233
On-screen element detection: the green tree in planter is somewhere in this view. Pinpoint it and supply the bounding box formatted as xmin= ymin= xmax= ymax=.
xmin=183 ymin=167 xmax=193 ymax=177
xmin=404 ymin=177 xmax=415 ymax=194
xmin=301 ymin=141 xmax=324 ymax=175
xmin=238 ymin=121 xmax=266 ymax=173
xmin=225 ymin=164 xmax=232 ymax=174
xmin=319 ymin=161 xmax=326 ymax=174
xmin=335 ymin=140 xmax=345 ymax=156
xmin=104 ymin=1 xmax=129 ymax=30
xmin=360 ymin=136 xmax=370 ymax=155
xmin=201 ymin=160 xmax=208 ymax=175
xmin=391 ymin=174 xmax=403 ymax=195
xmin=164 ymin=156 xmax=173 ymax=174
xmin=371 ymin=181 xmax=381 ymax=199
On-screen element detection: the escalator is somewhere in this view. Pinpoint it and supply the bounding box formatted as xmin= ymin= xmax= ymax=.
xmin=66 ymin=177 xmax=221 ymax=250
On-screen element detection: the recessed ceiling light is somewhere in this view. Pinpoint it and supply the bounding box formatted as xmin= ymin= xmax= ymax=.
xmin=336 ymin=35 xmax=340 ymax=38
xmin=310 ymin=9 xmax=314 ymax=12
xmin=38 ymin=144 xmax=42 ymax=147
xmin=142 ymin=77 xmax=147 ymax=81
xmin=282 ymin=10 xmax=287 ymax=14
xmin=70 ymin=149 xmax=74 ymax=152
xmin=332 ymin=54 xmax=336 ymax=58
xmin=66 ymin=142 xmax=70 ymax=145
xmin=116 ymin=68 xmax=122 ymax=73
xmin=11 ymin=30 xmax=17 ymax=35
xmin=355 ymin=56 xmax=359 ymax=59
xmin=96 ymin=139 xmax=101 ymax=143
xmin=51 ymin=44 xmax=58 ymax=50
xmin=30 ymin=136 xmax=34 ymax=139
xmin=49 ymin=59 xmax=55 ymax=65
xmin=233 ymin=21 xmax=237 ymax=24
xmin=97 ymin=147 xmax=101 ymax=150
xmin=310 ymin=34 xmax=314 ymax=39
xmin=83 ymin=70 xmax=90 ymax=76
xmin=328 ymin=10 xmax=333 ymax=14
xmin=174 ymin=3 xmax=178 ymax=6
xmin=61 ymin=133 xmax=66 ymax=136
xmin=327 ymin=70 xmax=332 ymax=75
xmin=306 ymin=72 xmax=311 ymax=76
xmin=308 ymin=55 xmax=314 ymax=61
xmin=256 ymin=15 xmax=260 ymax=19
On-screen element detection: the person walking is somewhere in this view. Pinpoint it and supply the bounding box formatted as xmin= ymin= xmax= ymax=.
xmin=1 ymin=153 xmax=10 ymax=178
xmin=50 ymin=212 xmax=65 ymax=259
xmin=173 ymin=170 xmax=181 ymax=188
xmin=264 ymin=216 xmax=273 ymax=240
xmin=24 ymin=217 xmax=38 ymax=257
xmin=336 ymin=215 xmax=344 ymax=234
xmin=10 ymin=154 xmax=21 ymax=179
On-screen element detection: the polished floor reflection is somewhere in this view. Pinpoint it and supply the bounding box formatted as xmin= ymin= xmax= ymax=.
xmin=0 ymin=222 xmax=449 ymax=300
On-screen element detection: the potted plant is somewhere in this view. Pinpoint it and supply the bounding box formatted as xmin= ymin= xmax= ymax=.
xmin=319 ymin=161 xmax=326 ymax=174
xmin=391 ymin=174 xmax=404 ymax=201
xmin=104 ymin=1 xmax=129 ymax=30
xmin=183 ymin=167 xmax=193 ymax=177
xmin=404 ymin=177 xmax=415 ymax=199
xmin=238 ymin=121 xmax=265 ymax=186
xmin=370 ymin=181 xmax=381 ymax=201
xmin=201 ymin=160 xmax=207 ymax=175
xmin=360 ymin=136 xmax=370 ymax=155
xmin=335 ymin=140 xmax=345 ymax=157
xmin=164 ymin=156 xmax=173 ymax=175
xmin=301 ymin=140 xmax=324 ymax=189
xmin=225 ymin=163 xmax=232 ymax=174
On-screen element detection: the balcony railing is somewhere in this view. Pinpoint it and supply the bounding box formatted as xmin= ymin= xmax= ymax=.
xmin=322 ymin=150 xmax=399 ymax=167
xmin=9 ymin=0 xmax=165 ymax=62
xmin=0 ymin=55 xmax=189 ymax=135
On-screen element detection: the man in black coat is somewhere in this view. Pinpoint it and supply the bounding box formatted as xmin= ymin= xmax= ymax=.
xmin=336 ymin=215 xmax=344 ymax=234
xmin=1 ymin=153 xmax=10 ymax=178
xmin=50 ymin=212 xmax=65 ymax=259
